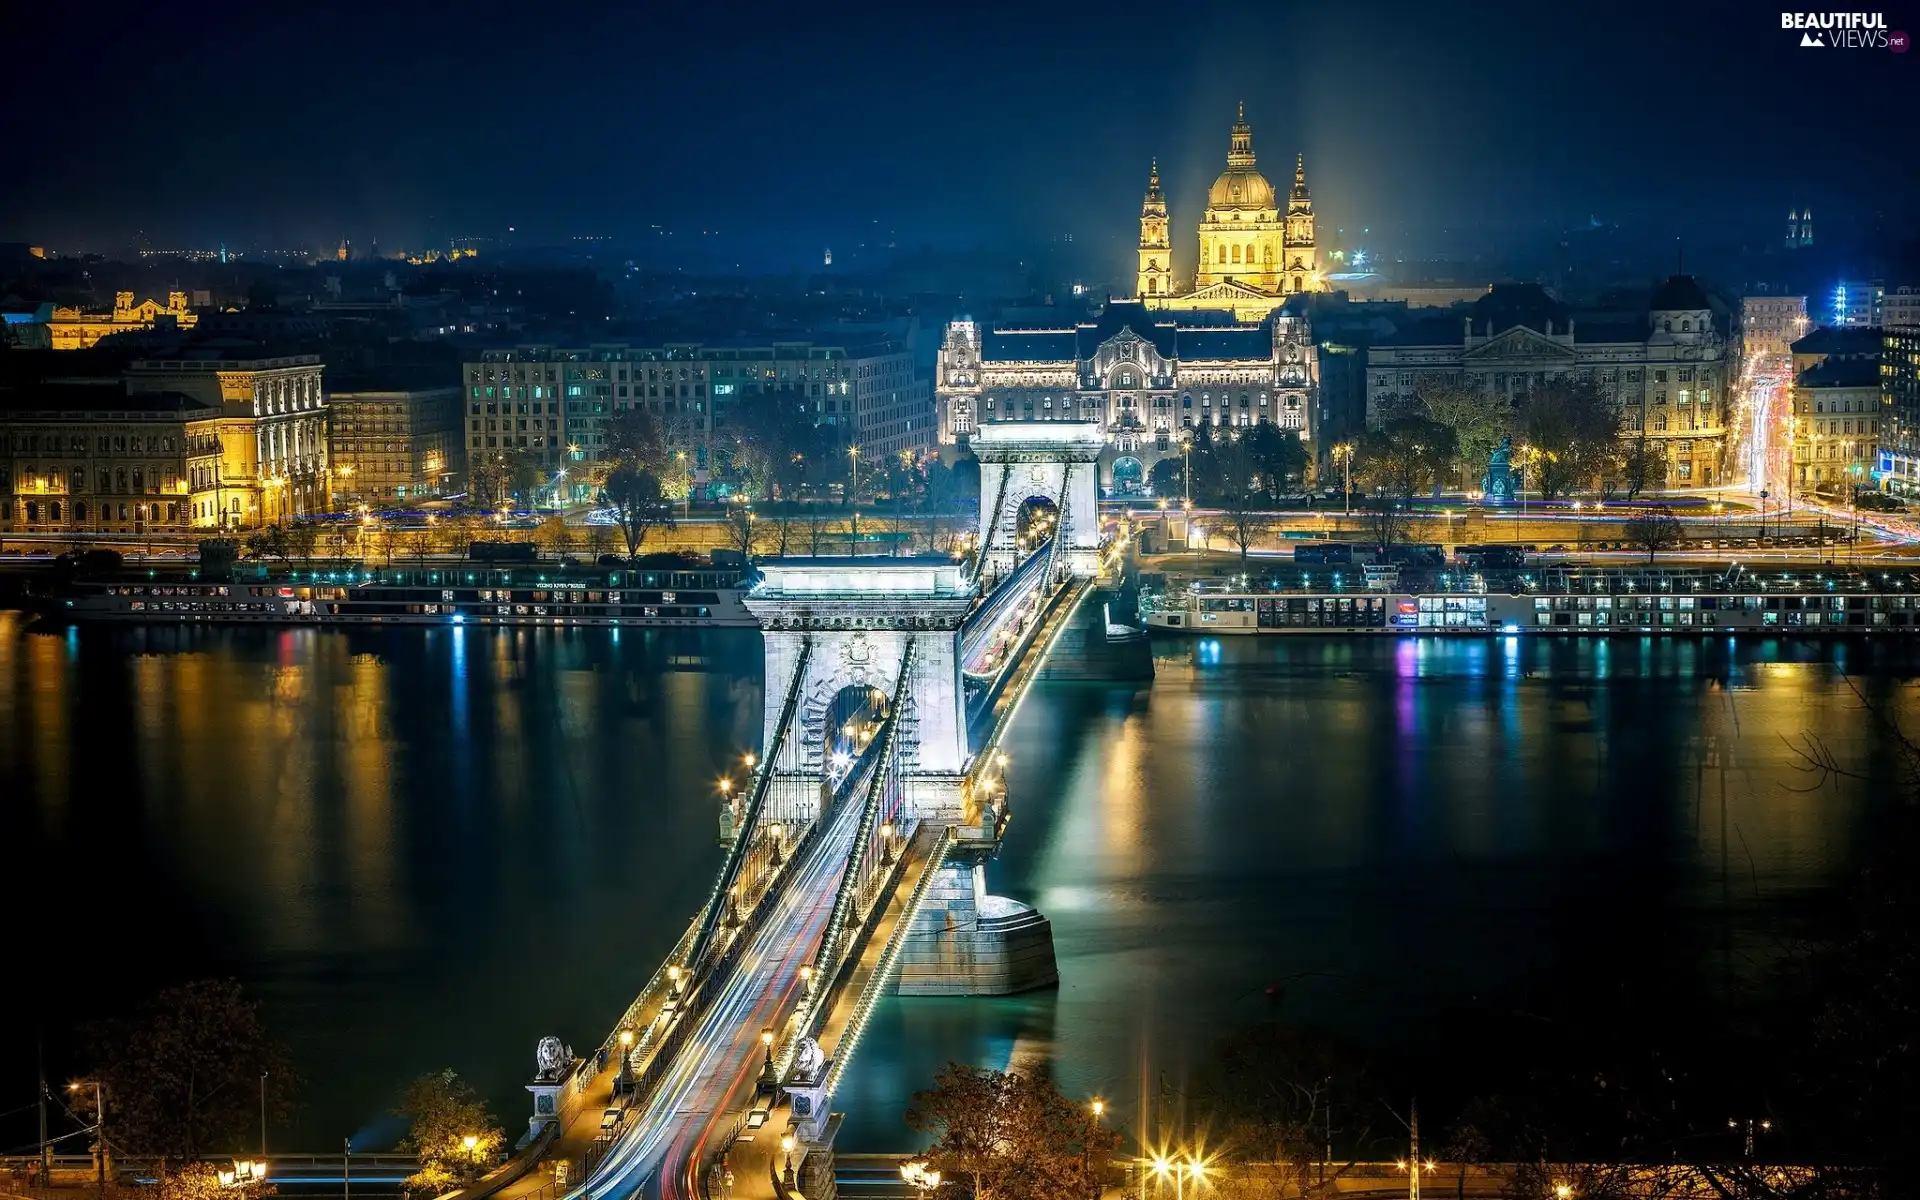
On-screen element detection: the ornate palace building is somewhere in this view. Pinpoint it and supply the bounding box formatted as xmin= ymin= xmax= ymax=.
xmin=936 ymin=301 xmax=1319 ymax=494
xmin=1366 ymin=278 xmax=1732 ymax=489
xmin=1135 ymin=105 xmax=1325 ymax=322
xmin=49 ymin=291 xmax=199 ymax=350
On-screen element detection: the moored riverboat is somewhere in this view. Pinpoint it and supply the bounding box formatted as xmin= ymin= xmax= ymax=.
xmin=1141 ymin=567 xmax=1920 ymax=635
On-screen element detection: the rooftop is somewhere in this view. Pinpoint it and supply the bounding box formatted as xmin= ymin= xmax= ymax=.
xmin=1796 ymin=356 xmax=1882 ymax=389
xmin=1791 ymin=325 xmax=1884 ymax=356
xmin=0 ymin=380 xmax=219 ymax=418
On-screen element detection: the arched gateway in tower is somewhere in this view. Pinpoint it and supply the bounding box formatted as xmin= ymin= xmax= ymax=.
xmin=971 ymin=421 xmax=1104 ymax=583
xmin=743 ymin=558 xmax=1060 ymax=996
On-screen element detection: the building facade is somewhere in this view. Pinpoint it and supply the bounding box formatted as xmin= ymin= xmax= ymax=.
xmin=1881 ymin=328 xmax=1920 ymax=495
xmin=326 ymin=386 xmax=464 ymax=505
xmin=1741 ymin=295 xmax=1808 ymax=361
xmin=1791 ymin=356 xmax=1880 ymax=493
xmin=1365 ymin=278 xmax=1731 ymax=488
xmin=936 ymin=301 xmax=1317 ymax=493
xmin=462 ymin=337 xmax=929 ymax=498
xmin=125 ymin=351 xmax=329 ymax=524
xmin=49 ymin=291 xmax=199 ymax=350
xmin=0 ymin=384 xmax=230 ymax=534
xmin=1133 ymin=106 xmax=1325 ymax=322
xmin=1831 ymin=280 xmax=1885 ymax=328
xmin=1881 ymin=285 xmax=1920 ymax=331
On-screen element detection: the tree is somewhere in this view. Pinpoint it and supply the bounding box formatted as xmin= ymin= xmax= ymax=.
xmin=1193 ymin=1022 xmax=1378 ymax=1197
xmin=1623 ymin=506 xmax=1684 ymax=561
xmin=159 ymin=1162 xmax=274 ymax=1200
xmin=534 ymin=514 xmax=575 ymax=557
xmin=1208 ymin=430 xmax=1274 ymax=568
xmin=1244 ymin=423 xmax=1308 ymax=504
xmin=905 ymin=1064 xmax=1117 ymax=1200
xmin=1356 ymin=415 xmax=1455 ymax=548
xmin=81 ymin=979 xmax=295 ymax=1161
xmin=1149 ymin=456 xmax=1186 ymax=502
xmin=245 ymin=525 xmax=292 ymax=564
xmin=1516 ymin=379 xmax=1616 ymax=500
xmin=602 ymin=465 xmax=675 ymax=560
xmin=468 ymin=453 xmax=509 ymax=509
xmin=394 ymin=1070 xmax=504 ymax=1193
xmin=1416 ymin=376 xmax=1512 ymax=488
xmin=1615 ymin=433 xmax=1668 ymax=501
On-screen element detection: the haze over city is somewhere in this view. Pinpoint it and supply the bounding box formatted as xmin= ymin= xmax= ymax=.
xmin=5 ymin=5 xmax=1920 ymax=1200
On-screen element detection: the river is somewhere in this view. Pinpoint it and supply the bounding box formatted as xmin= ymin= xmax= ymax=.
xmin=2 ymin=614 xmax=1907 ymax=1153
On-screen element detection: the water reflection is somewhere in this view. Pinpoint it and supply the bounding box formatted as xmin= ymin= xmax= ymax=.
xmin=5 ymin=616 xmax=1914 ymax=1155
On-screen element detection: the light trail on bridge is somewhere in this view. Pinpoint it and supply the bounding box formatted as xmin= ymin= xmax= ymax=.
xmin=578 ymin=755 xmax=877 ymax=1200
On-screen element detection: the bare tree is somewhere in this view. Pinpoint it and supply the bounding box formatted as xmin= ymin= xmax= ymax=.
xmin=1623 ymin=505 xmax=1683 ymax=562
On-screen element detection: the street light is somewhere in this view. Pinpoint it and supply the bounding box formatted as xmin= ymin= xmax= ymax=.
xmin=781 ymin=1134 xmax=797 ymax=1184
xmin=760 ymin=1029 xmax=776 ymax=1084
xmin=1331 ymin=442 xmax=1355 ymax=514
xmin=68 ymin=1080 xmax=105 ymax=1196
xmin=848 ymin=444 xmax=862 ymax=555
xmin=900 ymin=1161 xmax=941 ymax=1193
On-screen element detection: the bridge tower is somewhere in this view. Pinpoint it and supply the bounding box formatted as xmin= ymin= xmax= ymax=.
xmin=971 ymin=421 xmax=1105 ymax=583
xmin=744 ymin=558 xmax=1058 ymax=997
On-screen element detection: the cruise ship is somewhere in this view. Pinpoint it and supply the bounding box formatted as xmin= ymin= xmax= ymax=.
xmin=1141 ymin=567 xmax=1920 ymax=635
xmin=39 ymin=559 xmax=756 ymax=628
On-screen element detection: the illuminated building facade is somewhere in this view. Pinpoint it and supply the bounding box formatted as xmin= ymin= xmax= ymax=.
xmin=463 ymin=338 xmax=927 ymax=499
xmin=1831 ymin=279 xmax=1884 ymax=328
xmin=326 ymin=387 xmax=464 ymax=504
xmin=1791 ymin=356 xmax=1880 ymax=491
xmin=48 ymin=291 xmax=199 ymax=350
xmin=1881 ymin=285 xmax=1920 ymax=332
xmin=1366 ymin=278 xmax=1731 ymax=488
xmin=1133 ymin=105 xmax=1325 ymax=322
xmin=1741 ymin=295 xmax=1808 ymax=361
xmin=0 ymin=384 xmax=231 ymax=534
xmin=936 ymin=301 xmax=1319 ymax=493
xmin=125 ymin=351 xmax=329 ymax=524
xmin=1880 ymin=328 xmax=1920 ymax=495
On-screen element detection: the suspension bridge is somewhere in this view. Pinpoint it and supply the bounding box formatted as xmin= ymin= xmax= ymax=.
xmin=499 ymin=423 xmax=1136 ymax=1200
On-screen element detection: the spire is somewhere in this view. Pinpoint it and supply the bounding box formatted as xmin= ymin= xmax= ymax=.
xmin=1227 ymin=104 xmax=1255 ymax=169
xmin=1290 ymin=153 xmax=1311 ymax=205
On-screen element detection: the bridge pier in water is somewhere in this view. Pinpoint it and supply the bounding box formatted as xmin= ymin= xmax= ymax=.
xmin=746 ymin=558 xmax=1060 ymax=999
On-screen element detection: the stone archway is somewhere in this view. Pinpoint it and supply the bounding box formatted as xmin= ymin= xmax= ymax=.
xmin=970 ymin=421 xmax=1105 ymax=581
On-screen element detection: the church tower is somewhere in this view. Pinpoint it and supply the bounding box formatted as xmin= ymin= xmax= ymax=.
xmin=1282 ymin=154 xmax=1319 ymax=294
xmin=1136 ymin=159 xmax=1171 ymax=299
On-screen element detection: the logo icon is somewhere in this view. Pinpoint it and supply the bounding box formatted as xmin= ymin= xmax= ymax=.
xmin=1892 ymin=29 xmax=1910 ymax=51
xmin=1800 ymin=30 xmax=1825 ymax=45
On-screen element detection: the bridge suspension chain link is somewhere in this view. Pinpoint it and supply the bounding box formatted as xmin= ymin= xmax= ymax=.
xmin=688 ymin=637 xmax=813 ymax=974
xmin=806 ymin=639 xmax=918 ymax=1020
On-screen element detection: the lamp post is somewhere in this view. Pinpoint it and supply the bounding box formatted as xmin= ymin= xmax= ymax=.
xmin=68 ymin=1081 xmax=104 ymax=1196
xmin=760 ymin=1029 xmax=776 ymax=1086
xmin=848 ymin=444 xmax=861 ymax=555
xmin=343 ymin=1138 xmax=351 ymax=1200
xmin=1332 ymin=442 xmax=1354 ymax=514
xmin=781 ymin=1134 xmax=796 ymax=1185
xmin=259 ymin=1071 xmax=269 ymax=1157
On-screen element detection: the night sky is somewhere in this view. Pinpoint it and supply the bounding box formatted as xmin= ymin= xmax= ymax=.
xmin=5 ymin=0 xmax=1913 ymax=262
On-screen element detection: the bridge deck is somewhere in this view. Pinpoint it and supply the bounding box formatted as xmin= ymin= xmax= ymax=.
xmin=582 ymin=761 xmax=874 ymax=1200
xmin=712 ymin=827 xmax=945 ymax=1200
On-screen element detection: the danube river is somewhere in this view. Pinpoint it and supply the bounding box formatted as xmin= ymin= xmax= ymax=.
xmin=2 ymin=613 xmax=1909 ymax=1152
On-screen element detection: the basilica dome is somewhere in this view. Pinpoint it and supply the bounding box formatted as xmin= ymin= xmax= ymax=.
xmin=1206 ymin=104 xmax=1274 ymax=212
xmin=1207 ymin=167 xmax=1275 ymax=212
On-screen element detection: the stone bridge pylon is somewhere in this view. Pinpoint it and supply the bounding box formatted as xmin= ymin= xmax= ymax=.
xmin=971 ymin=421 xmax=1105 ymax=583
xmin=743 ymin=558 xmax=1059 ymax=996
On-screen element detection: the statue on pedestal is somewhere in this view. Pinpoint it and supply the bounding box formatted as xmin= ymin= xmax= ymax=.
xmin=1482 ymin=436 xmax=1517 ymax=506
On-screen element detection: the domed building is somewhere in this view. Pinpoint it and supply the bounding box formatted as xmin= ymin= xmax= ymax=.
xmin=1136 ymin=105 xmax=1325 ymax=321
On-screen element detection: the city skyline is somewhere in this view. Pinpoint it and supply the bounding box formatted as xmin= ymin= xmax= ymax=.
xmin=5 ymin=1 xmax=1915 ymax=266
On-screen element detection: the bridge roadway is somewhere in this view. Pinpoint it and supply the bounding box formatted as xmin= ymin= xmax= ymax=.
xmin=571 ymin=553 xmax=1096 ymax=1200
xmin=582 ymin=750 xmax=882 ymax=1200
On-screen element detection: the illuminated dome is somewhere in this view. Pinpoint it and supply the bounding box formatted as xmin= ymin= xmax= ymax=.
xmin=1206 ymin=104 xmax=1275 ymax=212
xmin=1207 ymin=168 xmax=1275 ymax=211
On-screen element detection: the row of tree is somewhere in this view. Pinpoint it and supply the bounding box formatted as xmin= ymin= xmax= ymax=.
xmin=1377 ymin=376 xmax=1672 ymax=503
xmin=66 ymin=979 xmax=504 ymax=1197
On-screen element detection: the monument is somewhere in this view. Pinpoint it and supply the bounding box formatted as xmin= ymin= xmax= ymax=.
xmin=1481 ymin=436 xmax=1517 ymax=506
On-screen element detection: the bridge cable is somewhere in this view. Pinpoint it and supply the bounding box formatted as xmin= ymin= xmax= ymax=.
xmin=811 ymin=639 xmax=918 ymax=990
xmin=688 ymin=637 xmax=814 ymax=972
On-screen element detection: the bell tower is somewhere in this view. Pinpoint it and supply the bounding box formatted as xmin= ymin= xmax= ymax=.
xmin=1136 ymin=159 xmax=1170 ymax=300
xmin=1283 ymin=154 xmax=1320 ymax=293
